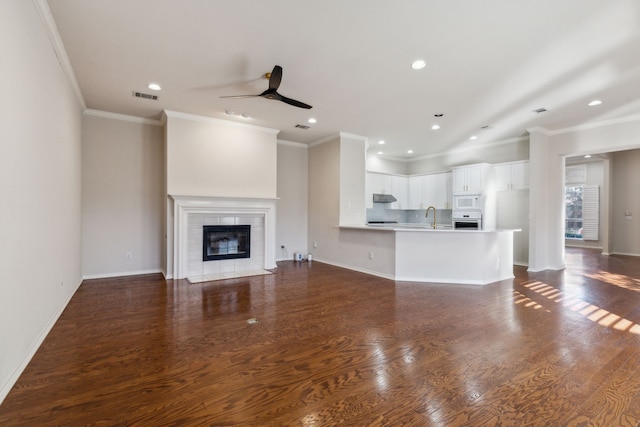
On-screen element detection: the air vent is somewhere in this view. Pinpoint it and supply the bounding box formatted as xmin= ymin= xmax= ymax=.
xmin=295 ymin=124 xmax=310 ymax=129
xmin=480 ymin=125 xmax=494 ymax=130
xmin=132 ymin=91 xmax=158 ymax=101
xmin=533 ymin=108 xmax=548 ymax=114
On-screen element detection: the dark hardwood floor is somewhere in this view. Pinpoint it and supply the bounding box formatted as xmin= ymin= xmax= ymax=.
xmin=2 ymin=248 xmax=640 ymax=426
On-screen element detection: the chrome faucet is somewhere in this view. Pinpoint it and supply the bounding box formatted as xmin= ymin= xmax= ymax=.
xmin=425 ymin=205 xmax=437 ymax=229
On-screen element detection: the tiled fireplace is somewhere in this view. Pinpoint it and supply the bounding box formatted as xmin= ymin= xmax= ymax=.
xmin=169 ymin=196 xmax=277 ymax=280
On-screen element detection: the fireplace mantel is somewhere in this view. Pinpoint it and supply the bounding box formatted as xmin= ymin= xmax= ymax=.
xmin=168 ymin=195 xmax=277 ymax=279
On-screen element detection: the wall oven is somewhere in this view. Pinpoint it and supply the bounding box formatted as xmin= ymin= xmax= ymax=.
xmin=452 ymin=210 xmax=482 ymax=230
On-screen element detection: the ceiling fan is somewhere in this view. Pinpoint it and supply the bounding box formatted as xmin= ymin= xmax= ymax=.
xmin=220 ymin=65 xmax=312 ymax=109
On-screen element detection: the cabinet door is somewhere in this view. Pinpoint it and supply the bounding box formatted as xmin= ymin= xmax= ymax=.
xmin=366 ymin=173 xmax=388 ymax=208
xmin=493 ymin=164 xmax=511 ymax=191
xmin=408 ymin=176 xmax=423 ymax=209
xmin=391 ymin=176 xmax=408 ymax=209
xmin=435 ymin=172 xmax=451 ymax=209
xmin=466 ymin=166 xmax=484 ymax=193
xmin=511 ymin=162 xmax=529 ymax=190
xmin=421 ymin=174 xmax=437 ymax=208
xmin=451 ymin=168 xmax=467 ymax=194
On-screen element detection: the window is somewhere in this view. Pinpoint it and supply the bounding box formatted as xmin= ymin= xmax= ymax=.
xmin=565 ymin=185 xmax=583 ymax=239
xmin=565 ymin=184 xmax=599 ymax=240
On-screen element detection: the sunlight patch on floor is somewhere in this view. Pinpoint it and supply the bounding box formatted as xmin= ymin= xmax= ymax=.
xmin=521 ymin=280 xmax=640 ymax=334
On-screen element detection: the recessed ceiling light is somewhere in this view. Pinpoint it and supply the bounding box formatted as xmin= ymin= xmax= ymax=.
xmin=407 ymin=150 xmax=414 ymax=154
xmin=240 ymin=113 xmax=250 ymax=119
xmin=532 ymin=108 xmax=547 ymax=114
xmin=584 ymin=154 xmax=592 ymax=158
xmin=377 ymin=151 xmax=383 ymax=155
xmin=224 ymin=110 xmax=234 ymax=115
xmin=147 ymin=83 xmax=161 ymax=91
xmin=431 ymin=124 xmax=440 ymax=130
xmin=470 ymin=135 xmax=478 ymax=140
xmin=308 ymin=117 xmax=317 ymax=124
xmin=378 ymin=140 xmax=385 ymax=145
xmin=411 ymin=59 xmax=426 ymax=70
xmin=588 ymin=99 xmax=602 ymax=106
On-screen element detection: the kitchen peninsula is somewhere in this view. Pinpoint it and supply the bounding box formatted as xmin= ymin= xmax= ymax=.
xmin=340 ymin=224 xmax=518 ymax=285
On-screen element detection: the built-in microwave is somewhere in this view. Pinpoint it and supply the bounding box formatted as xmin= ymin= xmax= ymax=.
xmin=453 ymin=194 xmax=482 ymax=211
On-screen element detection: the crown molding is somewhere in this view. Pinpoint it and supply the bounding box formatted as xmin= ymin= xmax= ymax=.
xmin=308 ymin=132 xmax=367 ymax=148
xmin=406 ymin=135 xmax=530 ymax=163
xmin=163 ymin=110 xmax=280 ymax=134
xmin=548 ymin=113 xmax=640 ymax=136
xmin=84 ymin=109 xmax=164 ymax=126
xmin=277 ymin=139 xmax=308 ymax=149
xmin=33 ymin=0 xmax=86 ymax=110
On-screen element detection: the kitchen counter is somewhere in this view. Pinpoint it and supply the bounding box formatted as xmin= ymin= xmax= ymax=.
xmin=338 ymin=224 xmax=518 ymax=285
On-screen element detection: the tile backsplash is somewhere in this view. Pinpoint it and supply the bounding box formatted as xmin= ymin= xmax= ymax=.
xmin=367 ymin=204 xmax=452 ymax=225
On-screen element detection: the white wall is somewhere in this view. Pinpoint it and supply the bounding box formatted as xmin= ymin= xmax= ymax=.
xmin=308 ymin=135 xmax=396 ymax=277
xmin=276 ymin=141 xmax=308 ymax=260
xmin=340 ymin=135 xmax=367 ymax=226
xmin=82 ymin=112 xmax=165 ymax=277
xmin=406 ymin=138 xmax=530 ymax=175
xmin=165 ymin=111 xmax=279 ymax=198
xmin=611 ymin=149 xmax=640 ymax=256
xmin=366 ymin=155 xmax=409 ymax=174
xmin=530 ymin=117 xmax=640 ymax=270
xmin=0 ymin=0 xmax=83 ymax=403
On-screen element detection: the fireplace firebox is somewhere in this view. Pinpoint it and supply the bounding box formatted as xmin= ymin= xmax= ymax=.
xmin=203 ymin=225 xmax=251 ymax=261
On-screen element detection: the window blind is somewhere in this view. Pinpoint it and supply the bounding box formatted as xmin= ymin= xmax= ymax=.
xmin=582 ymin=185 xmax=599 ymax=241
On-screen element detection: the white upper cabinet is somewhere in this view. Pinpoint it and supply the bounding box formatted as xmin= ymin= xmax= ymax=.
xmin=408 ymin=172 xmax=451 ymax=209
xmin=391 ymin=175 xmax=409 ymax=209
xmin=365 ymin=172 xmax=407 ymax=209
xmin=435 ymin=172 xmax=452 ymax=209
xmin=408 ymin=176 xmax=422 ymax=209
xmin=452 ymin=164 xmax=492 ymax=195
xmin=494 ymin=161 xmax=529 ymax=191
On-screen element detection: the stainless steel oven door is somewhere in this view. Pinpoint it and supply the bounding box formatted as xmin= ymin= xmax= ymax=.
xmin=453 ymin=219 xmax=482 ymax=229
xmin=453 ymin=210 xmax=482 ymax=229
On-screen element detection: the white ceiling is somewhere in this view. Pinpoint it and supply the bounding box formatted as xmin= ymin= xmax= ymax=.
xmin=46 ymin=0 xmax=640 ymax=159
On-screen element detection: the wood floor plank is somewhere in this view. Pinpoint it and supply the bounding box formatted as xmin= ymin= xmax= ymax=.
xmin=2 ymin=248 xmax=640 ymax=426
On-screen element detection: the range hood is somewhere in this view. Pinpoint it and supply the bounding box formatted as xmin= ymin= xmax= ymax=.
xmin=373 ymin=193 xmax=397 ymax=203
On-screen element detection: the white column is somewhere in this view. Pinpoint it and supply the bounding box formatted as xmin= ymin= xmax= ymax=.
xmin=528 ymin=128 xmax=565 ymax=271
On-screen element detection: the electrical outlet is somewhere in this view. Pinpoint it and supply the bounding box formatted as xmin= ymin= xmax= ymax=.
xmin=313 ymin=242 xmax=318 ymax=248
xmin=369 ymin=251 xmax=374 ymax=260
xmin=126 ymin=252 xmax=133 ymax=260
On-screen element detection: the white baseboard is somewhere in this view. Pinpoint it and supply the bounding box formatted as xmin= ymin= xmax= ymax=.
xmin=0 ymin=277 xmax=82 ymax=404
xmin=610 ymin=251 xmax=640 ymax=257
xmin=82 ymin=269 xmax=164 ymax=280
xmin=309 ymin=258 xmax=396 ymax=281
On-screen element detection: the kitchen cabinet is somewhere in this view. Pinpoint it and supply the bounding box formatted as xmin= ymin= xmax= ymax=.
xmin=408 ymin=176 xmax=422 ymax=209
xmin=408 ymin=172 xmax=451 ymax=209
xmin=435 ymin=172 xmax=452 ymax=209
xmin=365 ymin=172 xmax=407 ymax=209
xmin=494 ymin=161 xmax=529 ymax=191
xmin=391 ymin=175 xmax=408 ymax=209
xmin=452 ymin=164 xmax=492 ymax=195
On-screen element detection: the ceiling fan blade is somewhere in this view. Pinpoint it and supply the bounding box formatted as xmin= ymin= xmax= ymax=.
xmin=268 ymin=65 xmax=282 ymax=90
xmin=219 ymin=94 xmax=260 ymax=99
xmin=279 ymin=95 xmax=312 ymax=109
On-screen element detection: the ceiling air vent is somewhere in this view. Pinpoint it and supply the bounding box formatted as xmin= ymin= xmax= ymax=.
xmin=533 ymin=108 xmax=548 ymax=114
xmin=295 ymin=124 xmax=310 ymax=129
xmin=132 ymin=91 xmax=158 ymax=101
xmin=480 ymin=125 xmax=494 ymax=131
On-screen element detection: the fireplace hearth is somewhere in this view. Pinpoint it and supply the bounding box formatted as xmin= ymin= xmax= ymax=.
xmin=203 ymin=225 xmax=251 ymax=261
